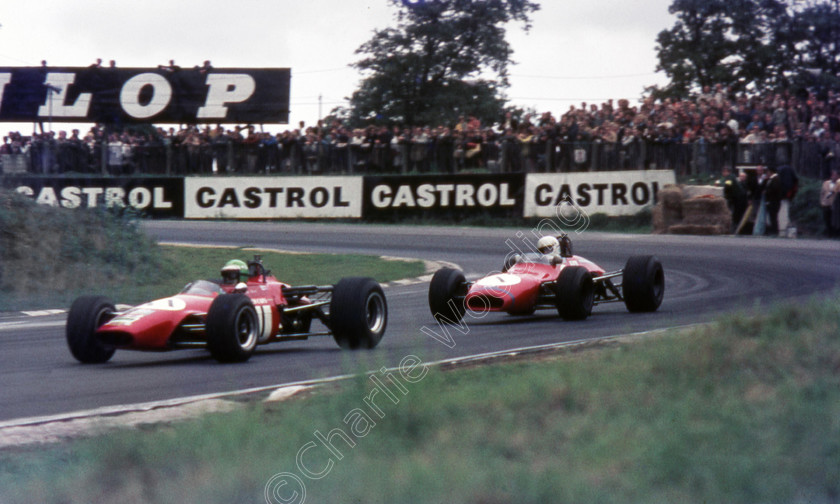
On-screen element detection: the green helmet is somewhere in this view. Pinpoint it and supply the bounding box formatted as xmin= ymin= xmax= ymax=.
xmin=221 ymin=259 xmax=248 ymax=283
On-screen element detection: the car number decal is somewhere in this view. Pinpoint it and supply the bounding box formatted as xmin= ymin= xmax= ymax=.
xmin=256 ymin=305 xmax=273 ymax=342
xmin=139 ymin=297 xmax=188 ymax=311
xmin=476 ymin=274 xmax=521 ymax=287
xmin=108 ymin=309 xmax=155 ymax=326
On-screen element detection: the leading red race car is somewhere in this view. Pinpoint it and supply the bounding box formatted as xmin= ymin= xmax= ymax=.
xmin=67 ymin=255 xmax=387 ymax=363
xmin=428 ymin=234 xmax=663 ymax=323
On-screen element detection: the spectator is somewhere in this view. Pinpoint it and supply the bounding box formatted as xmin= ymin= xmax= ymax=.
xmin=720 ymin=166 xmax=748 ymax=233
xmin=820 ymin=168 xmax=840 ymax=236
xmin=776 ymin=164 xmax=799 ymax=236
xmin=749 ymin=164 xmax=769 ymax=236
xmin=763 ymin=165 xmax=783 ymax=236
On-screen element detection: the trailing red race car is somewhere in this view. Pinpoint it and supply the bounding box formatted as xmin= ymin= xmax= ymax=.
xmin=67 ymin=255 xmax=387 ymax=363
xmin=428 ymin=234 xmax=664 ymax=323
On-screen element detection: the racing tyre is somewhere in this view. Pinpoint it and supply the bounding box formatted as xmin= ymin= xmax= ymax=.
xmin=331 ymin=277 xmax=388 ymax=350
xmin=554 ymin=266 xmax=594 ymax=321
xmin=622 ymin=255 xmax=664 ymax=313
xmin=206 ymin=293 xmax=259 ymax=363
xmin=66 ymin=295 xmax=117 ymax=364
xmin=428 ymin=268 xmax=467 ymax=324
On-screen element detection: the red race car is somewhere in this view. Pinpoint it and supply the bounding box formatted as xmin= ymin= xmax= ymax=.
xmin=67 ymin=255 xmax=387 ymax=363
xmin=428 ymin=235 xmax=663 ymax=323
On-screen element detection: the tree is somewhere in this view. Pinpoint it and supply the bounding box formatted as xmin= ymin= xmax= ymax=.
xmin=654 ymin=0 xmax=787 ymax=98
xmin=781 ymin=0 xmax=840 ymax=94
xmin=655 ymin=0 xmax=840 ymax=99
xmin=348 ymin=0 xmax=540 ymax=127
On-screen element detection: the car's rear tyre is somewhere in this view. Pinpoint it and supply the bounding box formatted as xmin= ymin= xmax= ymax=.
xmin=206 ymin=293 xmax=259 ymax=363
xmin=623 ymin=255 xmax=664 ymax=313
xmin=331 ymin=277 xmax=387 ymax=350
xmin=428 ymin=268 xmax=467 ymax=324
xmin=554 ymin=266 xmax=594 ymax=321
xmin=66 ymin=295 xmax=117 ymax=364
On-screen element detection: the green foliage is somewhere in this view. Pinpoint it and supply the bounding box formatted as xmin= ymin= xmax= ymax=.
xmin=655 ymin=0 xmax=840 ymax=98
xmin=0 ymin=191 xmax=426 ymax=310
xmin=0 ymin=190 xmax=168 ymax=310
xmin=349 ymin=0 xmax=540 ymax=126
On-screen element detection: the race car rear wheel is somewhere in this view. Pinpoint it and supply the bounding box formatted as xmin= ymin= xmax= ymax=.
xmin=554 ymin=266 xmax=594 ymax=321
xmin=428 ymin=267 xmax=467 ymax=324
xmin=623 ymin=255 xmax=664 ymax=312
xmin=66 ymin=295 xmax=117 ymax=364
xmin=330 ymin=277 xmax=388 ymax=350
xmin=206 ymin=293 xmax=259 ymax=363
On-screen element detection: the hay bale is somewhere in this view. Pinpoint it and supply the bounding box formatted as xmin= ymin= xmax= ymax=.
xmin=652 ymin=205 xmax=667 ymax=234
xmin=681 ymin=196 xmax=731 ymax=234
xmin=658 ymin=184 xmax=684 ymax=212
xmin=652 ymin=184 xmax=683 ymax=233
xmin=682 ymin=185 xmax=723 ymax=199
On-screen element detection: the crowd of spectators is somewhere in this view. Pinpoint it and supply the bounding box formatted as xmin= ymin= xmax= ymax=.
xmin=2 ymin=83 xmax=840 ymax=178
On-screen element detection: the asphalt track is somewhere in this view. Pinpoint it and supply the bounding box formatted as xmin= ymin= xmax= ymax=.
xmin=1 ymin=221 xmax=838 ymax=423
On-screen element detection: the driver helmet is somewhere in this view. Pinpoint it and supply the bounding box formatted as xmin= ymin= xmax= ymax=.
xmin=221 ymin=259 xmax=248 ymax=284
xmin=537 ymin=235 xmax=559 ymax=256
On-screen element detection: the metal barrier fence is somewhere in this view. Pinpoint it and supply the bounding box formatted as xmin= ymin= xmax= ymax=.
xmin=1 ymin=138 xmax=836 ymax=179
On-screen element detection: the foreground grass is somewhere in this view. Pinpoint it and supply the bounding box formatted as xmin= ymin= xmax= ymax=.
xmin=2 ymin=295 xmax=838 ymax=503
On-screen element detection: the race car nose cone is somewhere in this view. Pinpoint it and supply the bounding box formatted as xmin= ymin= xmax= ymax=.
xmin=466 ymin=293 xmax=506 ymax=310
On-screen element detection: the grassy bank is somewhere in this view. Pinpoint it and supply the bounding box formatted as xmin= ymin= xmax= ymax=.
xmin=0 ymin=189 xmax=426 ymax=311
xmin=0 ymin=244 xmax=426 ymax=311
xmin=2 ymin=295 xmax=838 ymax=503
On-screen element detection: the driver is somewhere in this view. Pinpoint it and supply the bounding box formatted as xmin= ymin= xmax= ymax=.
xmin=537 ymin=235 xmax=560 ymax=258
xmin=221 ymin=259 xmax=248 ymax=285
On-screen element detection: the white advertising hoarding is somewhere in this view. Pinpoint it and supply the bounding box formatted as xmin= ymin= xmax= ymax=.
xmin=524 ymin=170 xmax=676 ymax=218
xmin=184 ymin=176 xmax=363 ymax=219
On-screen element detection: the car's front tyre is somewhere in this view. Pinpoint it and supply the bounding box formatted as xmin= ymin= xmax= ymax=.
xmin=428 ymin=268 xmax=467 ymax=324
xmin=206 ymin=293 xmax=259 ymax=363
xmin=330 ymin=277 xmax=388 ymax=350
xmin=622 ymin=255 xmax=665 ymax=313
xmin=66 ymin=295 xmax=116 ymax=364
xmin=554 ymin=266 xmax=594 ymax=321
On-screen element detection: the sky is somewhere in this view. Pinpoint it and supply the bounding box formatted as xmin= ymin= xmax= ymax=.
xmin=0 ymin=0 xmax=676 ymax=133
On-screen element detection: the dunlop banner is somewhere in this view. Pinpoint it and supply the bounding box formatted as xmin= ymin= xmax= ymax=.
xmin=0 ymin=66 xmax=290 ymax=124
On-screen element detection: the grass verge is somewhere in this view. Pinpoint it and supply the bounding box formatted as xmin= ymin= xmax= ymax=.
xmin=1 ymin=294 xmax=838 ymax=503
xmin=0 ymin=188 xmax=426 ymax=311
xmin=0 ymin=244 xmax=426 ymax=312
xmin=143 ymin=244 xmax=427 ymax=302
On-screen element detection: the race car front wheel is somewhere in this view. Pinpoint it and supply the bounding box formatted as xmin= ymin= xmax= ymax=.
xmin=330 ymin=277 xmax=388 ymax=350
xmin=66 ymin=295 xmax=117 ymax=364
xmin=428 ymin=267 xmax=467 ymax=324
xmin=622 ymin=255 xmax=665 ymax=312
xmin=206 ymin=293 xmax=259 ymax=363
xmin=554 ymin=266 xmax=594 ymax=321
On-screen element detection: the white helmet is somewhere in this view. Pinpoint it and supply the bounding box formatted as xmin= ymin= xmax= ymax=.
xmin=537 ymin=235 xmax=559 ymax=255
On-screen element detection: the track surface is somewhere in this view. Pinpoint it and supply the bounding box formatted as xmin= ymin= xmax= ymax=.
xmin=1 ymin=221 xmax=838 ymax=422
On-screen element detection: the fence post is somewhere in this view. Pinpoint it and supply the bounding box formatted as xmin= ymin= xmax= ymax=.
xmin=227 ymin=141 xmax=235 ymax=173
xmin=100 ymin=140 xmax=108 ymax=175
xmin=165 ymin=141 xmax=172 ymax=176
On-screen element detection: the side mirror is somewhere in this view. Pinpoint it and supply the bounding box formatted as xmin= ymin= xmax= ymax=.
xmin=559 ymin=235 xmax=573 ymax=257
